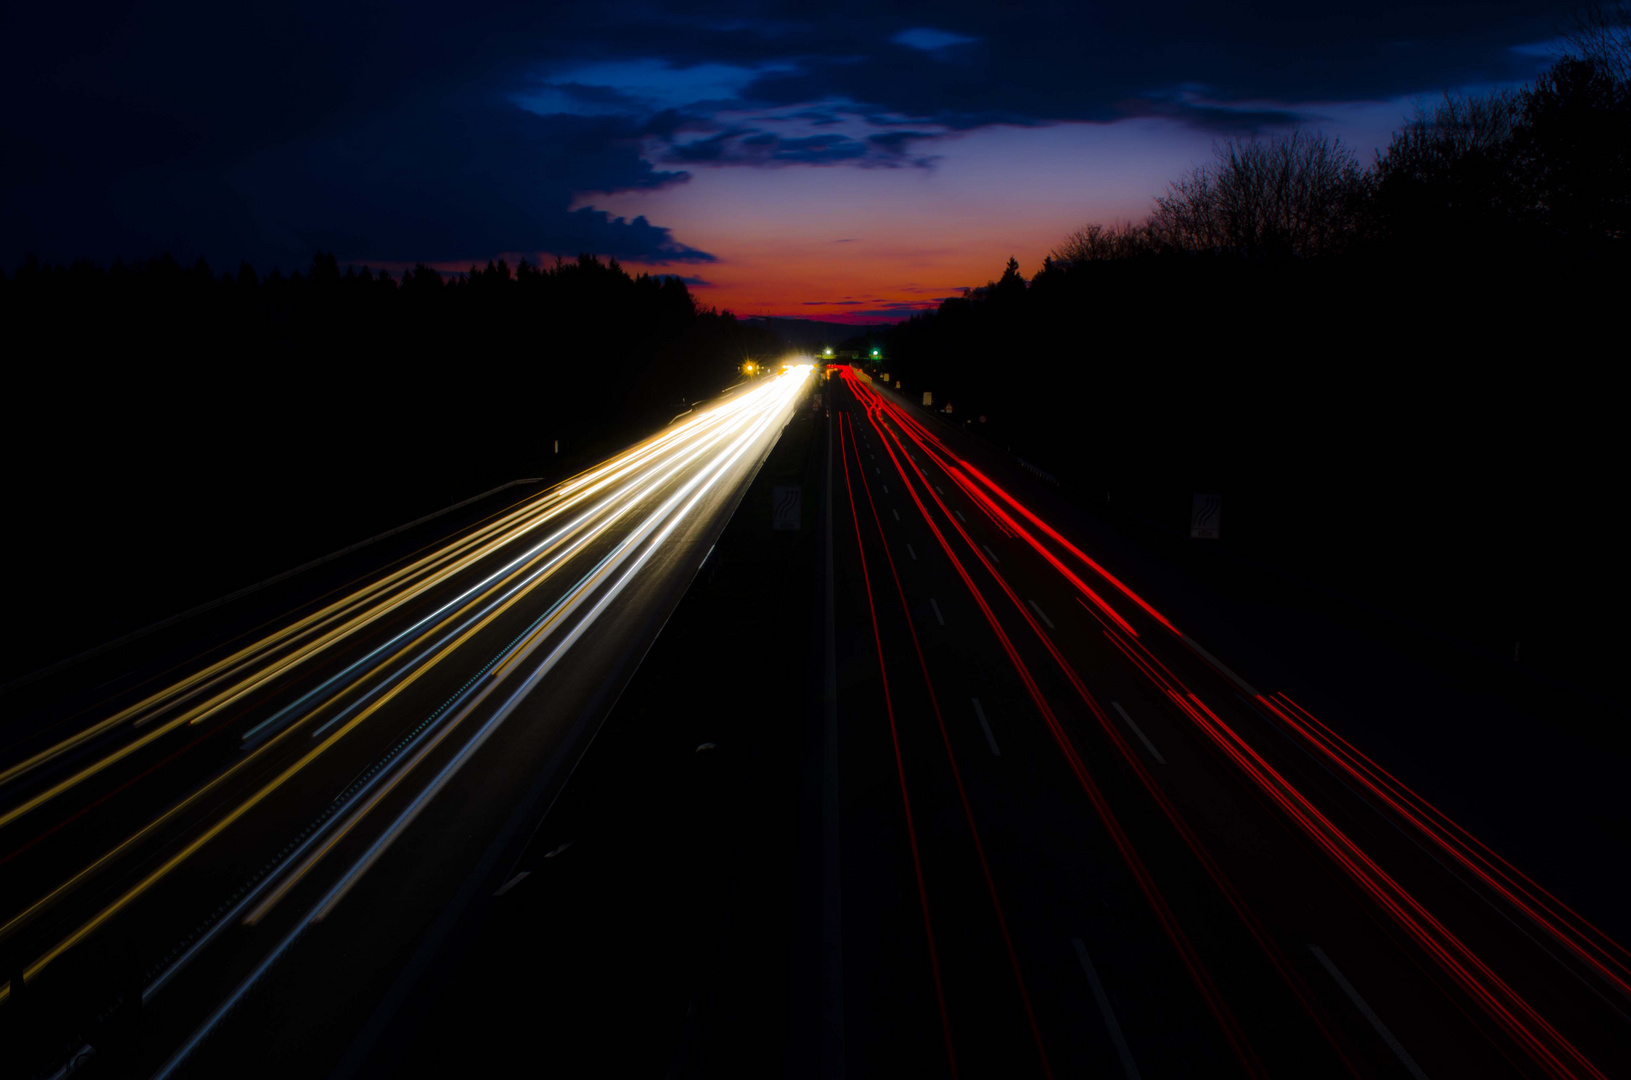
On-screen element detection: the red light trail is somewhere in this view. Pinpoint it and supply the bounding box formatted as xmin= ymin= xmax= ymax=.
xmin=833 ymin=365 xmax=1622 ymax=1080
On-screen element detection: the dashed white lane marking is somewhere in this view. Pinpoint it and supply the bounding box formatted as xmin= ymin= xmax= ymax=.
xmin=494 ymin=871 xmax=531 ymax=897
xmin=875 ymin=467 xmax=881 ymax=476
xmin=970 ymin=698 xmax=1001 ymax=756
xmin=1027 ymin=598 xmax=1054 ymax=629
xmin=954 ymin=510 xmax=967 ymax=523
xmin=929 ymin=599 xmax=945 ymax=626
xmin=1179 ymin=633 xmax=1258 ymax=696
xmin=1072 ymin=938 xmax=1141 ymax=1080
xmin=906 ymin=544 xmax=918 ymax=561
xmin=935 ymin=485 xmax=944 ymax=494
xmin=882 ymin=484 xmax=888 ymax=494
xmin=1309 ymin=945 xmax=1430 ymax=1080
xmin=1111 ymin=702 xmax=1165 ymax=765
xmin=982 ymin=543 xmax=1000 ymax=563
xmin=893 ymin=509 xmax=901 ymax=521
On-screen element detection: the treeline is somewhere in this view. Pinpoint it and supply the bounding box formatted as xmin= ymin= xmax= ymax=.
xmin=2 ymin=252 xmax=780 ymax=680
xmin=877 ymin=30 xmax=1628 ymax=705
xmin=3 ymin=251 xmax=772 ymax=426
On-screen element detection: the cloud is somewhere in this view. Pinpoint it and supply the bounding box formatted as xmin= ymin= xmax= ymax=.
xmin=1 ymin=0 xmax=1571 ymax=268
xmin=892 ymin=28 xmax=979 ymax=52
xmin=848 ymin=302 xmax=940 ymax=318
xmin=664 ymin=126 xmax=928 ymax=167
xmin=720 ymin=5 xmax=1559 ymax=133
xmin=222 ymin=103 xmax=712 ymax=267
xmin=0 ymin=2 xmax=715 ymax=269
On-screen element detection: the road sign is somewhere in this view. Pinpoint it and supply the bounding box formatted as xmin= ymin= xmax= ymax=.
xmin=922 ymin=391 xmax=934 ymax=406
xmin=1191 ymin=493 xmax=1221 ymax=539
xmin=773 ymin=484 xmax=802 ymax=531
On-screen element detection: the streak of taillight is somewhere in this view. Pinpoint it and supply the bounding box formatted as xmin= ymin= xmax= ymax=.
xmin=853 ymin=372 xmax=1616 ymax=1078
xmin=1093 ymin=608 xmax=1608 ymax=1080
xmin=847 ymin=381 xmax=1139 ymax=638
xmin=841 ymin=369 xmax=1264 ymax=1077
xmin=856 ymin=382 xmax=1178 ymax=636
xmin=1258 ymin=692 xmax=1631 ymax=1003
xmin=861 ymin=421 xmax=1346 ymax=1071
xmin=838 ymin=410 xmax=959 ymax=1078
xmin=844 ymin=410 xmax=1054 ymax=1078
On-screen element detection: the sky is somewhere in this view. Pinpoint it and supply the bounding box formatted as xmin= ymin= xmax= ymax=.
xmin=2 ymin=1 xmax=1578 ymax=322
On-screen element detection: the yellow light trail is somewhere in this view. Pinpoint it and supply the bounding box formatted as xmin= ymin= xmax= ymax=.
xmin=0 ymin=365 xmax=813 ymax=1003
xmin=0 ymin=373 xmax=791 ymax=827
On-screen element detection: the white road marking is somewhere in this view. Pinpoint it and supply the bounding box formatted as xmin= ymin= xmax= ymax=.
xmin=1179 ymin=634 xmax=1258 ymax=696
xmin=1027 ymin=599 xmax=1054 ymax=629
xmin=907 ymin=544 xmax=918 ymax=561
xmin=1111 ymin=702 xmax=1165 ymax=764
xmin=1073 ymin=938 xmax=1141 ymax=1080
xmin=954 ymin=510 xmax=967 ymax=523
xmin=882 ymin=484 xmax=888 ymax=494
xmin=971 ymin=698 xmax=1001 ymax=756
xmin=875 ymin=467 xmax=881 ymax=476
xmin=893 ymin=509 xmax=901 ymax=522
xmin=930 ymin=599 xmax=945 ymax=626
xmin=493 ymin=871 xmax=530 ymax=897
xmin=1309 ymin=945 xmax=1430 ymax=1080
xmin=935 ymin=485 xmax=944 ymax=495
xmin=982 ymin=543 xmax=1000 ymax=563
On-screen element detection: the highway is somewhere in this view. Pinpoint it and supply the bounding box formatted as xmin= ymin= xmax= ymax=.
xmin=4 ymin=355 xmax=1628 ymax=1079
xmin=0 ymin=364 xmax=814 ymax=1078
xmin=824 ymin=365 xmax=1631 ymax=1079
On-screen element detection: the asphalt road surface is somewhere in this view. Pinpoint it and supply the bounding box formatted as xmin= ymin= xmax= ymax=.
xmin=4 ymin=357 xmax=1628 ymax=1080
xmin=0 ymin=365 xmax=815 ymax=1078
xmin=822 ymin=365 xmax=1630 ymax=1080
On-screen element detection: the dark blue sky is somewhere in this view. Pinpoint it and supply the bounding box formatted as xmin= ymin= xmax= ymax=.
xmin=1 ymin=1 xmax=1577 ymax=290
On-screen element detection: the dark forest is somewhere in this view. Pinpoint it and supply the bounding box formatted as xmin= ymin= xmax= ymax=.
xmin=2 ymin=254 xmax=781 ymax=680
xmin=867 ymin=47 xmax=1628 ymax=720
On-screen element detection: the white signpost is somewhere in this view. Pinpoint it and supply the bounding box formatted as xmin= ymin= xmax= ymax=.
xmin=1191 ymin=493 xmax=1221 ymax=539
xmin=773 ymin=484 xmax=802 ymax=531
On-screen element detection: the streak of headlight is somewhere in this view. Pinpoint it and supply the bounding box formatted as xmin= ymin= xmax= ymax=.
xmin=148 ymin=369 xmax=808 ymax=1075
xmin=241 ymin=391 xmax=780 ymax=920
xmin=0 ymin=379 xmax=772 ymax=783
xmin=0 ymin=375 xmax=791 ymax=830
xmin=0 ymin=380 xmax=778 ymax=943
xmin=0 ymin=367 xmax=810 ymax=1007
xmin=0 ymin=379 xmax=781 ymax=943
